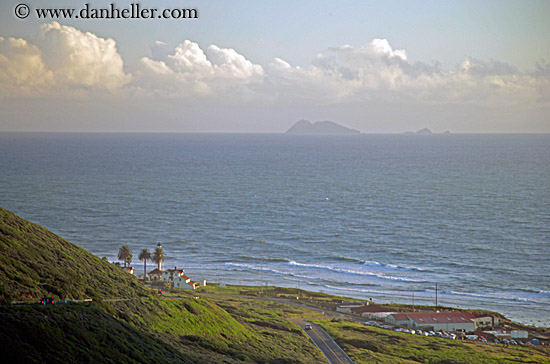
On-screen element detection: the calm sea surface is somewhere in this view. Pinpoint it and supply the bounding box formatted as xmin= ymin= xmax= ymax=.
xmin=1 ymin=133 xmax=549 ymax=326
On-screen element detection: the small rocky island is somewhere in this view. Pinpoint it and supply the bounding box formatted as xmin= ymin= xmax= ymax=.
xmin=286 ymin=120 xmax=360 ymax=134
xmin=404 ymin=128 xmax=432 ymax=134
xmin=404 ymin=128 xmax=451 ymax=134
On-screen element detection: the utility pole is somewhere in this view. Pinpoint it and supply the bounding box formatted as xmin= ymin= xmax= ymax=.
xmin=260 ymin=239 xmax=263 ymax=295
xmin=435 ymin=282 xmax=438 ymax=311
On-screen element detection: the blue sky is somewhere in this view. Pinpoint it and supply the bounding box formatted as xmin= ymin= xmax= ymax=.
xmin=0 ymin=0 xmax=549 ymax=132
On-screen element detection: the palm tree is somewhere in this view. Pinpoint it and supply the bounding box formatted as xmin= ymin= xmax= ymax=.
xmin=138 ymin=248 xmax=151 ymax=281
xmin=118 ymin=245 xmax=132 ymax=268
xmin=152 ymin=244 xmax=165 ymax=271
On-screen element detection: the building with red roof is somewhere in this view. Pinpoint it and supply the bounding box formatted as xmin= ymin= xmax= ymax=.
xmin=148 ymin=266 xmax=200 ymax=290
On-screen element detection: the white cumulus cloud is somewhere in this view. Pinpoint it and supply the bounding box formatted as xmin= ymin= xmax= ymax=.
xmin=133 ymin=40 xmax=264 ymax=98
xmin=0 ymin=37 xmax=53 ymax=96
xmin=0 ymin=23 xmax=547 ymax=112
xmin=39 ymin=22 xmax=130 ymax=90
xmin=0 ymin=22 xmax=130 ymax=97
xmin=265 ymin=38 xmax=545 ymax=106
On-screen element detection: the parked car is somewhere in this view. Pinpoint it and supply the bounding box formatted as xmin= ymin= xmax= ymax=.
xmin=305 ymin=324 xmax=312 ymax=330
xmin=41 ymin=297 xmax=54 ymax=305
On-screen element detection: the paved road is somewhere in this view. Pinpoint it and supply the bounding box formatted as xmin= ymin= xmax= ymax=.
xmin=292 ymin=318 xmax=355 ymax=364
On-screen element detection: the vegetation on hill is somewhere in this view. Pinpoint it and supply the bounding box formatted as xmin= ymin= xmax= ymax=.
xmin=0 ymin=303 xmax=190 ymax=364
xmin=316 ymin=319 xmax=550 ymax=364
xmin=0 ymin=207 xmax=151 ymax=304
xmin=0 ymin=207 xmax=324 ymax=363
xmin=1 ymin=206 xmax=548 ymax=363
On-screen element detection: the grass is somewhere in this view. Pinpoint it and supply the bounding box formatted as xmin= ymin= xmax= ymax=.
xmin=0 ymin=303 xmax=191 ymax=364
xmin=0 ymin=207 xmax=325 ymax=363
xmin=1 ymin=206 xmax=548 ymax=364
xmin=0 ymin=207 xmax=150 ymax=304
xmin=208 ymin=296 xmax=324 ymax=362
xmin=315 ymin=319 xmax=550 ymax=364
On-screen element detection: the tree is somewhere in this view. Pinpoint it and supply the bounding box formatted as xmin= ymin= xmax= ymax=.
xmin=138 ymin=248 xmax=151 ymax=281
xmin=118 ymin=245 xmax=132 ymax=268
xmin=152 ymin=245 xmax=165 ymax=271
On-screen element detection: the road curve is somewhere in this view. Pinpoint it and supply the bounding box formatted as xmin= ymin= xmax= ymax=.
xmin=292 ymin=318 xmax=355 ymax=364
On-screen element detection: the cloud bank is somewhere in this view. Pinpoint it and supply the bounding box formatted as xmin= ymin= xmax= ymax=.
xmin=0 ymin=22 xmax=548 ymax=132
xmin=1 ymin=22 xmax=548 ymax=105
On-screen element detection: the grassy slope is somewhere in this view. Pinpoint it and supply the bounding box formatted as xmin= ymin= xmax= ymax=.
xmin=0 ymin=207 xmax=149 ymax=303
xmin=317 ymin=319 xmax=550 ymax=364
xmin=2 ymin=207 xmax=547 ymax=363
xmin=0 ymin=207 xmax=324 ymax=363
xmin=0 ymin=303 xmax=190 ymax=364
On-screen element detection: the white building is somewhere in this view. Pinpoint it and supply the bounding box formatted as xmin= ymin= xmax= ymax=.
xmin=362 ymin=312 xmax=397 ymax=320
xmin=148 ymin=267 xmax=199 ymax=290
xmin=385 ymin=312 xmax=475 ymax=332
xmin=147 ymin=268 xmax=163 ymax=281
xmin=336 ymin=305 xmax=364 ymax=314
xmin=161 ymin=267 xmax=186 ymax=281
xmin=471 ymin=314 xmax=499 ymax=329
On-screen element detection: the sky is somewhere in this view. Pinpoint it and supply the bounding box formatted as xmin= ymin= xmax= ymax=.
xmin=0 ymin=0 xmax=549 ymax=133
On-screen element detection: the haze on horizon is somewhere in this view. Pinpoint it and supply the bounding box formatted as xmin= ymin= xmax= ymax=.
xmin=0 ymin=0 xmax=549 ymax=133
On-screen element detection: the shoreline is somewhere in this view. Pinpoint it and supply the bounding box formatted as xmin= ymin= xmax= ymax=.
xmin=193 ymin=283 xmax=550 ymax=334
xmin=119 ymin=256 xmax=550 ymax=329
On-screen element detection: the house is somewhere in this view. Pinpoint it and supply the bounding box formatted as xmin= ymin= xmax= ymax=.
xmin=147 ymin=268 xmax=163 ymax=281
xmin=172 ymin=273 xmax=189 ymax=288
xmin=161 ymin=267 xmax=186 ymax=281
xmin=170 ymin=274 xmax=199 ymax=290
xmin=148 ymin=266 xmax=200 ymax=290
xmin=122 ymin=266 xmax=134 ymax=274
xmin=172 ymin=276 xmax=199 ymax=290
xmin=385 ymin=312 xmax=476 ymax=332
xmin=470 ymin=314 xmax=499 ymax=329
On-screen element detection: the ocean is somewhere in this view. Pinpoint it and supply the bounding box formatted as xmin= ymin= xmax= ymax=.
xmin=1 ymin=132 xmax=548 ymax=326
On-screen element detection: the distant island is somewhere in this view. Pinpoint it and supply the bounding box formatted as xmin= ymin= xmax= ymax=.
xmin=286 ymin=120 xmax=360 ymax=134
xmin=404 ymin=128 xmax=451 ymax=134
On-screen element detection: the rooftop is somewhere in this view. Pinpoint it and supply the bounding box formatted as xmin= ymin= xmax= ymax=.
xmin=391 ymin=312 xmax=476 ymax=324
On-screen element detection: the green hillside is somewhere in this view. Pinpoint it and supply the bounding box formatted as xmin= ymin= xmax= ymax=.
xmin=0 ymin=207 xmax=324 ymax=363
xmin=2 ymin=207 xmax=547 ymax=364
xmin=0 ymin=303 xmax=189 ymax=364
xmin=0 ymin=207 xmax=148 ymax=303
xmin=317 ymin=319 xmax=550 ymax=364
